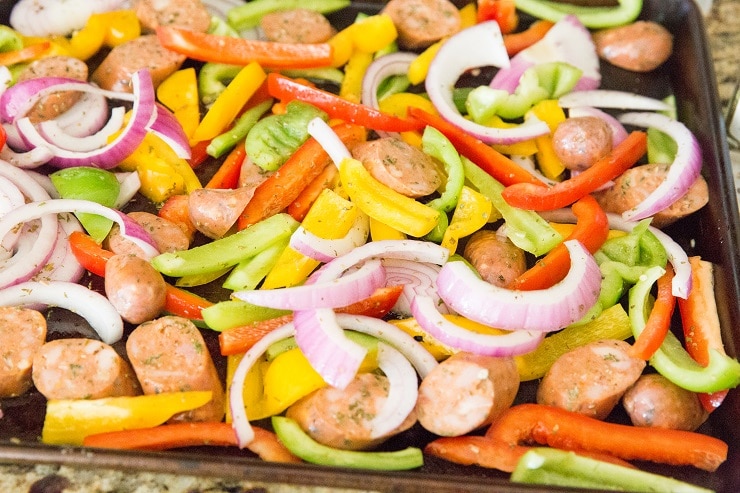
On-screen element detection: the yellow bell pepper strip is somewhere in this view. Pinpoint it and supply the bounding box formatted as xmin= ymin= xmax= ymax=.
xmin=377 ymin=92 xmax=436 ymax=146
xmin=327 ymin=26 xmax=355 ymax=68
xmin=339 ymin=50 xmax=373 ymax=103
xmin=407 ymin=40 xmax=443 ymax=85
xmin=157 ymin=68 xmax=200 ymax=140
xmin=227 ymin=0 xmax=351 ymax=31
xmin=369 ymin=217 xmax=407 ymax=241
xmin=486 ymin=116 xmax=539 ymax=157
xmin=100 ymin=10 xmax=141 ymax=47
xmin=441 ymin=186 xmax=493 ymax=254
xmin=227 ymin=354 xmax=282 ymax=420
xmin=262 ymin=188 xmax=360 ymax=289
xmin=459 ymin=3 xmax=478 ymax=28
xmin=156 ymin=26 xmax=335 ymax=69
xmin=529 ymin=99 xmax=567 ymax=180
xmin=197 ymin=63 xmax=242 ymax=107
xmin=41 ymin=391 xmax=213 ymax=446
xmin=191 ymin=62 xmax=266 ymax=143
xmin=350 ymin=14 xmax=398 ymax=53
xmin=339 ymin=157 xmax=440 ymax=238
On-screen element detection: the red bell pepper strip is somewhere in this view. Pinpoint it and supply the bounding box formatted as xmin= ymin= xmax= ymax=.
xmin=287 ymin=163 xmax=339 ymax=223
xmin=678 ymin=256 xmax=730 ymax=412
xmin=628 ymin=265 xmax=676 ymax=360
xmin=477 ymin=0 xmax=519 ymax=34
xmin=68 ymin=231 xmax=213 ymax=320
xmin=0 ymin=124 xmax=6 ymax=150
xmin=156 ymin=26 xmax=334 ymax=69
xmin=219 ymin=285 xmax=404 ymax=356
xmin=406 ymin=106 xmax=543 ymax=186
xmin=501 ymin=131 xmax=648 ymax=210
xmin=0 ymin=42 xmax=51 ymax=66
xmin=507 ymin=195 xmax=608 ymax=290
xmin=237 ymin=122 xmax=367 ymax=230
xmin=266 ymin=73 xmax=425 ymax=133
xmin=206 ymin=139 xmax=247 ymax=189
xmin=503 ymin=20 xmax=554 ymax=56
xmin=188 ymin=140 xmax=211 ymax=169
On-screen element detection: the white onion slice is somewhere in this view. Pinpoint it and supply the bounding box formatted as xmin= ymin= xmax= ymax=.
xmin=437 ymin=240 xmax=601 ymax=332
xmin=37 ymin=106 xmax=126 ymax=152
xmin=411 ymin=295 xmax=545 ymax=356
xmin=306 ymin=117 xmax=351 ymax=166
xmin=568 ymin=106 xmax=628 ymax=146
xmin=425 ymin=21 xmax=550 ymax=144
xmin=382 ymin=258 xmax=449 ymax=317
xmin=0 ymin=280 xmax=124 ymax=343
xmin=289 ymin=213 xmax=370 ymax=263
xmin=233 ymin=259 xmax=386 ymax=310
xmin=368 ymin=343 xmax=418 ymax=439
xmin=617 ymin=112 xmax=703 ymax=221
xmin=558 ymin=90 xmax=673 ymax=111
xmin=361 ymin=52 xmax=417 ymax=111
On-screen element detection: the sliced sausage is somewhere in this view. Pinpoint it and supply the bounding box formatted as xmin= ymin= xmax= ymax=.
xmin=593 ymin=21 xmax=673 ymax=72
xmin=238 ymin=156 xmax=272 ymax=189
xmin=351 ymin=137 xmax=442 ymax=198
xmin=382 ymin=0 xmax=462 ymax=50
xmin=16 ymin=56 xmax=89 ymax=123
xmin=91 ymin=34 xmax=186 ymax=92
xmin=188 ymin=186 xmax=256 ymax=239
xmin=260 ymin=9 xmax=335 ymax=44
xmin=536 ymin=339 xmax=645 ymax=420
xmin=552 ymin=116 xmax=613 ymax=171
xmin=126 ymin=316 xmax=225 ymax=422
xmin=0 ymin=307 xmax=47 ymax=397
xmin=462 ymin=230 xmax=527 ymax=288
xmin=415 ymin=352 xmax=520 ymax=436
xmin=32 ymin=338 xmax=141 ymax=400
xmin=105 ymin=254 xmax=167 ymax=324
xmin=286 ymin=372 xmax=417 ymax=450
xmin=133 ymin=0 xmax=211 ymax=33
xmin=622 ymin=373 xmax=708 ymax=431
xmin=593 ymin=163 xmax=709 ymax=228
xmin=128 ymin=211 xmax=190 ymax=253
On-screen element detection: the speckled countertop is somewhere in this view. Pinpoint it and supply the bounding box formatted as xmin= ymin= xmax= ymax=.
xmin=1 ymin=1 xmax=739 ymax=492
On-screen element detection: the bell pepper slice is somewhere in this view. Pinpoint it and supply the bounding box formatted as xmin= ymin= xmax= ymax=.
xmin=628 ymin=265 xmax=676 ymax=360
xmin=42 ymin=391 xmax=213 ymax=446
xmin=369 ymin=217 xmax=407 ymax=241
xmin=157 ymin=68 xmax=200 ymax=140
xmin=513 ymin=0 xmax=643 ymax=29
xmin=156 ymin=26 xmax=334 ymax=69
xmin=226 ymin=0 xmax=351 ymax=31
xmin=477 ymin=0 xmax=519 ymax=34
xmin=339 ymin=50 xmax=373 ymax=104
xmin=440 ymin=186 xmax=493 ymax=254
xmin=504 ymin=20 xmax=554 ymax=56
xmin=0 ymin=41 xmax=50 ymax=66
xmin=528 ymin=99 xmax=567 ymax=179
xmin=98 ymin=10 xmax=141 ymax=47
xmin=222 ymin=238 xmax=289 ymax=292
xmin=202 ymin=299 xmax=289 ymax=333
xmin=206 ymin=140 xmax=247 ymax=189
xmin=207 ymin=99 xmax=273 ymax=159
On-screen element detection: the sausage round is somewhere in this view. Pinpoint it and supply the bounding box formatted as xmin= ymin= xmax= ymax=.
xmin=351 ymin=137 xmax=442 ymax=198
xmin=622 ymin=373 xmax=708 ymax=431
xmin=104 ymin=254 xmax=167 ymax=324
xmin=536 ymin=339 xmax=645 ymax=420
xmin=260 ymin=9 xmax=335 ymax=44
xmin=462 ymin=230 xmax=527 ymax=288
xmin=552 ymin=116 xmax=613 ymax=171
xmin=106 ymin=211 xmax=190 ymax=256
xmin=593 ymin=163 xmax=709 ymax=228
xmin=286 ymin=372 xmax=417 ymax=450
xmin=188 ymin=187 xmax=257 ymax=239
xmin=593 ymin=21 xmax=673 ymax=72
xmin=0 ymin=307 xmax=47 ymax=397
xmin=126 ymin=316 xmax=225 ymax=422
xmin=415 ymin=352 xmax=520 ymax=436
xmin=16 ymin=56 xmax=89 ymax=123
xmin=133 ymin=0 xmax=211 ymax=33
xmin=382 ymin=0 xmax=462 ymax=50
xmin=32 ymin=338 xmax=141 ymax=400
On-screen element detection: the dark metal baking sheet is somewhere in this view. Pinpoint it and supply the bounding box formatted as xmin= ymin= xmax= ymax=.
xmin=1 ymin=0 xmax=739 ymax=491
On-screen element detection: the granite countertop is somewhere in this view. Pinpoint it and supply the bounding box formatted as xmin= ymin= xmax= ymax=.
xmin=2 ymin=2 xmax=739 ymax=492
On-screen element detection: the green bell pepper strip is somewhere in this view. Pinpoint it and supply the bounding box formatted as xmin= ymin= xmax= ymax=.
xmin=514 ymin=0 xmax=643 ymax=29
xmin=207 ymin=99 xmax=273 ymax=159
xmin=246 ymin=100 xmax=329 ymax=172
xmin=281 ymin=67 xmax=346 ymax=86
xmin=573 ymin=260 xmax=647 ymax=325
xmin=222 ymin=236 xmax=289 ymax=291
xmin=198 ymin=63 xmax=242 ymax=106
xmin=202 ymin=299 xmax=288 ymax=332
xmin=271 ymin=416 xmax=424 ymax=470
xmin=227 ymin=0 xmax=351 ymax=31
xmin=647 ymin=126 xmax=678 ymax=165
xmin=629 ymin=265 xmax=740 ymax=393
xmin=208 ymin=15 xmax=240 ymax=37
xmin=462 ymin=157 xmax=562 ymax=256
xmin=598 ymin=219 xmax=668 ymax=268
xmin=0 ymin=26 xmax=23 ymax=52
xmin=512 ymin=448 xmax=714 ymax=493
xmin=151 ymin=213 xmax=299 ymax=278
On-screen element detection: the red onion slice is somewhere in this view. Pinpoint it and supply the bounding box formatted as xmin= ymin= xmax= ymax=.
xmin=558 ymin=90 xmax=672 ymax=111
xmin=368 ymin=343 xmax=418 ymax=439
xmin=382 ymin=258 xmax=450 ymax=317
xmin=0 ymin=175 xmax=26 ymax=215
xmin=32 ymin=213 xmax=85 ymax=284
xmin=289 ymin=213 xmax=370 ymax=263
xmin=52 ymin=91 xmax=111 ymax=137
xmin=37 ymin=106 xmax=126 ymax=152
xmin=113 ymin=171 xmax=142 ymax=209
xmin=0 ymin=280 xmax=124 ymax=343
xmin=411 ymin=295 xmax=545 ymax=356
xmin=0 ymin=144 xmax=55 ymax=169
xmin=148 ymin=104 xmax=192 ymax=159
xmin=437 ymin=240 xmax=601 ymax=332
xmin=617 ymin=112 xmax=703 ymax=221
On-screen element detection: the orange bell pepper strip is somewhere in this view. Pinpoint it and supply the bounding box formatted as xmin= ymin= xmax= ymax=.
xmin=237 ymin=122 xmax=367 ymax=230
xmin=266 ymin=73 xmax=425 ymax=133
xmin=501 ymin=131 xmax=648 ymax=211
xmin=218 ymin=285 xmax=404 ymax=356
xmin=678 ymin=257 xmax=730 ymax=412
xmin=503 ymin=20 xmax=554 ymax=56
xmin=286 ymin=163 xmax=339 ymax=223
xmin=82 ymin=422 xmax=301 ymax=462
xmin=483 ymin=403 xmax=727 ymax=472
xmin=206 ymin=140 xmax=247 ymax=189
xmin=0 ymin=41 xmax=50 ymax=65
xmin=507 ymin=195 xmax=609 ymax=290
xmin=628 ymin=264 xmax=676 ymax=360
xmin=156 ymin=26 xmax=333 ymax=69
xmin=406 ymin=106 xmax=543 ymax=187
xmin=477 ymin=0 xmax=519 ymax=34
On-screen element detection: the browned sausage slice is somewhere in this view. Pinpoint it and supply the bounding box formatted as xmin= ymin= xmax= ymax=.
xmin=415 ymin=352 xmax=520 ymax=436
xmin=91 ymin=35 xmax=186 ymax=92
xmin=552 ymin=116 xmax=613 ymax=171
xmin=593 ymin=21 xmax=673 ymax=72
xmin=133 ymin=0 xmax=211 ymax=33
xmin=462 ymin=230 xmax=527 ymax=287
xmin=0 ymin=307 xmax=47 ymax=397
xmin=126 ymin=316 xmax=225 ymax=422
xmin=351 ymin=137 xmax=442 ymax=198
xmin=31 ymin=338 xmax=141 ymax=400
xmin=104 ymin=254 xmax=167 ymax=324
xmin=188 ymin=186 xmax=257 ymax=239
xmin=260 ymin=9 xmax=335 ymax=44
xmin=286 ymin=372 xmax=417 ymax=450
xmin=16 ymin=56 xmax=89 ymax=123
xmin=382 ymin=0 xmax=462 ymax=50
xmin=536 ymin=339 xmax=645 ymax=420
xmin=622 ymin=373 xmax=708 ymax=431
